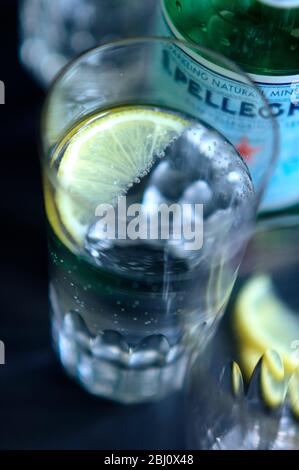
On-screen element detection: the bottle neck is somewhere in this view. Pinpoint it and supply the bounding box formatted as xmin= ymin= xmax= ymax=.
xmin=161 ymin=0 xmax=299 ymax=75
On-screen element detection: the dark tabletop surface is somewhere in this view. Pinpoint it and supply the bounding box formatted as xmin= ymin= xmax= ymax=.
xmin=0 ymin=0 xmax=187 ymax=450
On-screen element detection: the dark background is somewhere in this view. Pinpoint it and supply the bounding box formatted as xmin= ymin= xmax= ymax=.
xmin=0 ymin=1 xmax=186 ymax=450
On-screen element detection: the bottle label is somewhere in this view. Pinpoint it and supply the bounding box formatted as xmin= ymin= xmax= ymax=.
xmin=258 ymin=0 xmax=299 ymax=8
xmin=159 ymin=2 xmax=299 ymax=212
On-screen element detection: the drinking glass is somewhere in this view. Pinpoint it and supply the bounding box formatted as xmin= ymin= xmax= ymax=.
xmin=187 ymin=216 xmax=299 ymax=449
xmin=187 ymin=347 xmax=299 ymax=450
xmin=41 ymin=38 xmax=277 ymax=403
xmin=20 ymin=0 xmax=158 ymax=86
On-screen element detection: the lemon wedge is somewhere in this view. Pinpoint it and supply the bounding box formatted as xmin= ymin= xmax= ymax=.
xmin=235 ymin=275 xmax=299 ymax=375
xmin=51 ymin=106 xmax=189 ymax=245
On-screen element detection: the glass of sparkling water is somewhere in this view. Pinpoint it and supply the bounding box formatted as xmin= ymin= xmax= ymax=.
xmin=41 ymin=38 xmax=277 ymax=403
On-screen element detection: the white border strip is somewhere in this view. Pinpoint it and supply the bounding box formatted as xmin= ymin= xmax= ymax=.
xmin=0 ymin=81 xmax=5 ymax=104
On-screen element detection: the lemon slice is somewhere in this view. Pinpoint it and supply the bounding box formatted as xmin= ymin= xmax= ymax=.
xmin=260 ymin=350 xmax=286 ymax=408
xmin=239 ymin=345 xmax=262 ymax=379
xmin=44 ymin=177 xmax=74 ymax=251
xmin=53 ymin=107 xmax=189 ymax=245
xmin=234 ymin=275 xmax=299 ymax=375
xmin=288 ymin=367 xmax=299 ymax=419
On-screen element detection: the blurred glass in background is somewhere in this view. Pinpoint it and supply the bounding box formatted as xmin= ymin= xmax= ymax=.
xmin=188 ymin=350 xmax=299 ymax=450
xmin=235 ymin=216 xmax=299 ymax=381
xmin=19 ymin=0 xmax=158 ymax=87
xmin=187 ymin=218 xmax=299 ymax=449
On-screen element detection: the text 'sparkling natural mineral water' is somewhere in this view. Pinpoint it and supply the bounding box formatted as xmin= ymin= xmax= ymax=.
xmin=45 ymin=104 xmax=253 ymax=403
xmin=160 ymin=0 xmax=299 ymax=213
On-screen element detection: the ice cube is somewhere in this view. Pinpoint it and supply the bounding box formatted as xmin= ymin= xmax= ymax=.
xmin=183 ymin=180 xmax=212 ymax=204
xmin=166 ymin=126 xmax=212 ymax=182
xmin=150 ymin=160 xmax=186 ymax=200
xmin=166 ymin=201 xmax=205 ymax=268
xmin=142 ymin=185 xmax=168 ymax=212
xmin=225 ymin=169 xmax=253 ymax=208
xmin=182 ymin=180 xmax=214 ymax=217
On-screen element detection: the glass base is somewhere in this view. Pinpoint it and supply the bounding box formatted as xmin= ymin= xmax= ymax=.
xmin=51 ymin=315 xmax=188 ymax=404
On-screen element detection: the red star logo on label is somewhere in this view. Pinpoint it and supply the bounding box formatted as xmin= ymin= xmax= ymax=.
xmin=236 ymin=137 xmax=261 ymax=162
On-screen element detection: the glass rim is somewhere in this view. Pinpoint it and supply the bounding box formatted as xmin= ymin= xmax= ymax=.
xmin=41 ymin=35 xmax=279 ymax=206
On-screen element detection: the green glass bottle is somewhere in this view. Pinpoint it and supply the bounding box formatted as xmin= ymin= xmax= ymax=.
xmin=161 ymin=0 xmax=299 ymax=214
